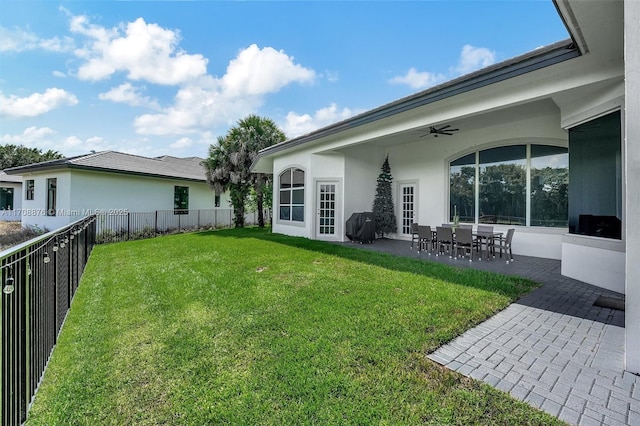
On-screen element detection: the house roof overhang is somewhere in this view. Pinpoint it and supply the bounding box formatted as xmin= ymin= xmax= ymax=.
xmin=252 ymin=39 xmax=579 ymax=173
xmin=251 ymin=0 xmax=623 ymax=174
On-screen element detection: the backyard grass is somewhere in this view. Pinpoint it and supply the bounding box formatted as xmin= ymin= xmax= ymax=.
xmin=26 ymin=227 xmax=564 ymax=425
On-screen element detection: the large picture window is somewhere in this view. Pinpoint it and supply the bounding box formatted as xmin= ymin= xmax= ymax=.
xmin=279 ymin=168 xmax=304 ymax=222
xmin=449 ymin=144 xmax=568 ymax=227
xmin=568 ymin=111 xmax=621 ymax=239
xmin=479 ymin=145 xmax=527 ymax=225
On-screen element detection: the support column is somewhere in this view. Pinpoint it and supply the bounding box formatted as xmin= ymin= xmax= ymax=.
xmin=625 ymin=0 xmax=640 ymax=374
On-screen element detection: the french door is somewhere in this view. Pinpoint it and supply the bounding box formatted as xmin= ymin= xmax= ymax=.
xmin=398 ymin=182 xmax=417 ymax=236
xmin=316 ymin=181 xmax=340 ymax=240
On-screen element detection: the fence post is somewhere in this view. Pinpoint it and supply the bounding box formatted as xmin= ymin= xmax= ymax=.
xmin=154 ymin=210 xmax=158 ymax=235
xmin=197 ymin=210 xmax=200 ymax=228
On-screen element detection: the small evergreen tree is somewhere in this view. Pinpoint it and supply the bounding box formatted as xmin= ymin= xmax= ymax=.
xmin=372 ymin=155 xmax=397 ymax=237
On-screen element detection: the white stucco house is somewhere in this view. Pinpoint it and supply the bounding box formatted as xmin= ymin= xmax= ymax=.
xmin=4 ymin=151 xmax=229 ymax=230
xmin=253 ymin=0 xmax=640 ymax=373
xmin=0 ymin=171 xmax=22 ymax=221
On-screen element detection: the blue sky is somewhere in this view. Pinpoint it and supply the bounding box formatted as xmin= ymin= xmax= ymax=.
xmin=0 ymin=1 xmax=569 ymax=159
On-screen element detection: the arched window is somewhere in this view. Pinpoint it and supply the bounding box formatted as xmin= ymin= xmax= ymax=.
xmin=279 ymin=168 xmax=305 ymax=222
xmin=449 ymin=144 xmax=568 ymax=227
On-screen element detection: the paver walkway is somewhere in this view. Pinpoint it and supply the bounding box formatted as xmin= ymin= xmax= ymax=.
xmin=338 ymin=239 xmax=640 ymax=426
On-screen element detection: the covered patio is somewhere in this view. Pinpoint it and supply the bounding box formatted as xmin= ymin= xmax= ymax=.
xmin=339 ymin=238 xmax=638 ymax=425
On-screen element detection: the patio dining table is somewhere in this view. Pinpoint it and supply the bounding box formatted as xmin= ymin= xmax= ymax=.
xmin=473 ymin=231 xmax=503 ymax=260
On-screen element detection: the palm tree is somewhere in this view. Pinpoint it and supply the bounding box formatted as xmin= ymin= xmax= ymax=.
xmin=203 ymin=115 xmax=286 ymax=227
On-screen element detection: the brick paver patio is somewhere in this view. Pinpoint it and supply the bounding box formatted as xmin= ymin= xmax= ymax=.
xmin=339 ymin=238 xmax=640 ymax=426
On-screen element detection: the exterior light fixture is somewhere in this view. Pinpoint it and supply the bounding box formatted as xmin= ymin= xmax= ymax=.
xmin=3 ymin=275 xmax=15 ymax=295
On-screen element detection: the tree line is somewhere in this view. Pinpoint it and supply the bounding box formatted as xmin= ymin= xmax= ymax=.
xmin=0 ymin=145 xmax=63 ymax=170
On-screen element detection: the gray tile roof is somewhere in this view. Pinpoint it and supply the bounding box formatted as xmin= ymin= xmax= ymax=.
xmin=4 ymin=151 xmax=207 ymax=182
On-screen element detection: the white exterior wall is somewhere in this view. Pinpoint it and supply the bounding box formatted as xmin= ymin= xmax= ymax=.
xmin=343 ymin=145 xmax=384 ymax=226
xmin=68 ymin=170 xmax=215 ymax=213
xmin=20 ymin=171 xmax=71 ymax=231
xmin=624 ymin=0 xmax=640 ymax=374
xmin=19 ymin=170 xmax=221 ymax=231
xmin=561 ymin=236 xmax=625 ymax=293
xmin=272 ymin=148 xmax=345 ymax=239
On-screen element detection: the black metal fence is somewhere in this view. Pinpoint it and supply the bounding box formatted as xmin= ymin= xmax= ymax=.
xmin=95 ymin=208 xmax=267 ymax=244
xmin=0 ymin=215 xmax=96 ymax=426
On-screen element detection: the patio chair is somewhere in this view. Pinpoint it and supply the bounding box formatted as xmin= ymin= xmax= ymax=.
xmin=410 ymin=222 xmax=419 ymax=249
xmin=417 ymin=225 xmax=434 ymax=254
xmin=453 ymin=227 xmax=477 ymax=261
xmin=494 ymin=228 xmax=515 ymax=263
xmin=435 ymin=226 xmax=453 ymax=258
xmin=477 ymin=224 xmax=494 ymax=233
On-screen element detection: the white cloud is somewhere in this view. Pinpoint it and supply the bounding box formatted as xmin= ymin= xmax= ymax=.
xmin=134 ymin=45 xmax=316 ymax=136
xmin=0 ymin=26 xmax=74 ymax=53
xmin=71 ymin=16 xmax=208 ymax=85
xmin=389 ymin=45 xmax=497 ymax=90
xmin=221 ymin=44 xmax=315 ymax=97
xmin=389 ymin=67 xmax=447 ymax=90
xmin=99 ymin=83 xmax=160 ymax=110
xmin=53 ymin=71 xmax=67 ymax=78
xmin=0 ymin=88 xmax=78 ymax=118
xmin=170 ymin=137 xmax=193 ymax=149
xmin=453 ymin=45 xmax=496 ymax=75
xmin=282 ymin=103 xmax=354 ymax=139
xmin=0 ymin=127 xmax=57 ymax=146
xmin=324 ymin=71 xmax=339 ymax=83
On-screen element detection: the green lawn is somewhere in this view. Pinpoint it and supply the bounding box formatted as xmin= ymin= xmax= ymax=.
xmin=26 ymin=228 xmax=563 ymax=425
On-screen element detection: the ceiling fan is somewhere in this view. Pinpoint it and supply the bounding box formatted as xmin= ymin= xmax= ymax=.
xmin=415 ymin=124 xmax=460 ymax=138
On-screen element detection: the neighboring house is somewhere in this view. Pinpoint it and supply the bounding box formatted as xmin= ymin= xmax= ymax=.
xmin=0 ymin=171 xmax=22 ymax=222
xmin=253 ymin=1 xmax=640 ymax=373
xmin=4 ymin=151 xmax=229 ymax=230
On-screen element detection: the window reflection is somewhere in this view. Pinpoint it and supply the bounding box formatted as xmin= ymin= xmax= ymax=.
xmin=449 ymin=144 xmax=568 ymax=228
xmin=449 ymin=153 xmax=475 ymax=222
xmin=479 ymin=145 xmax=526 ymax=225
xmin=530 ymin=145 xmax=568 ymax=227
